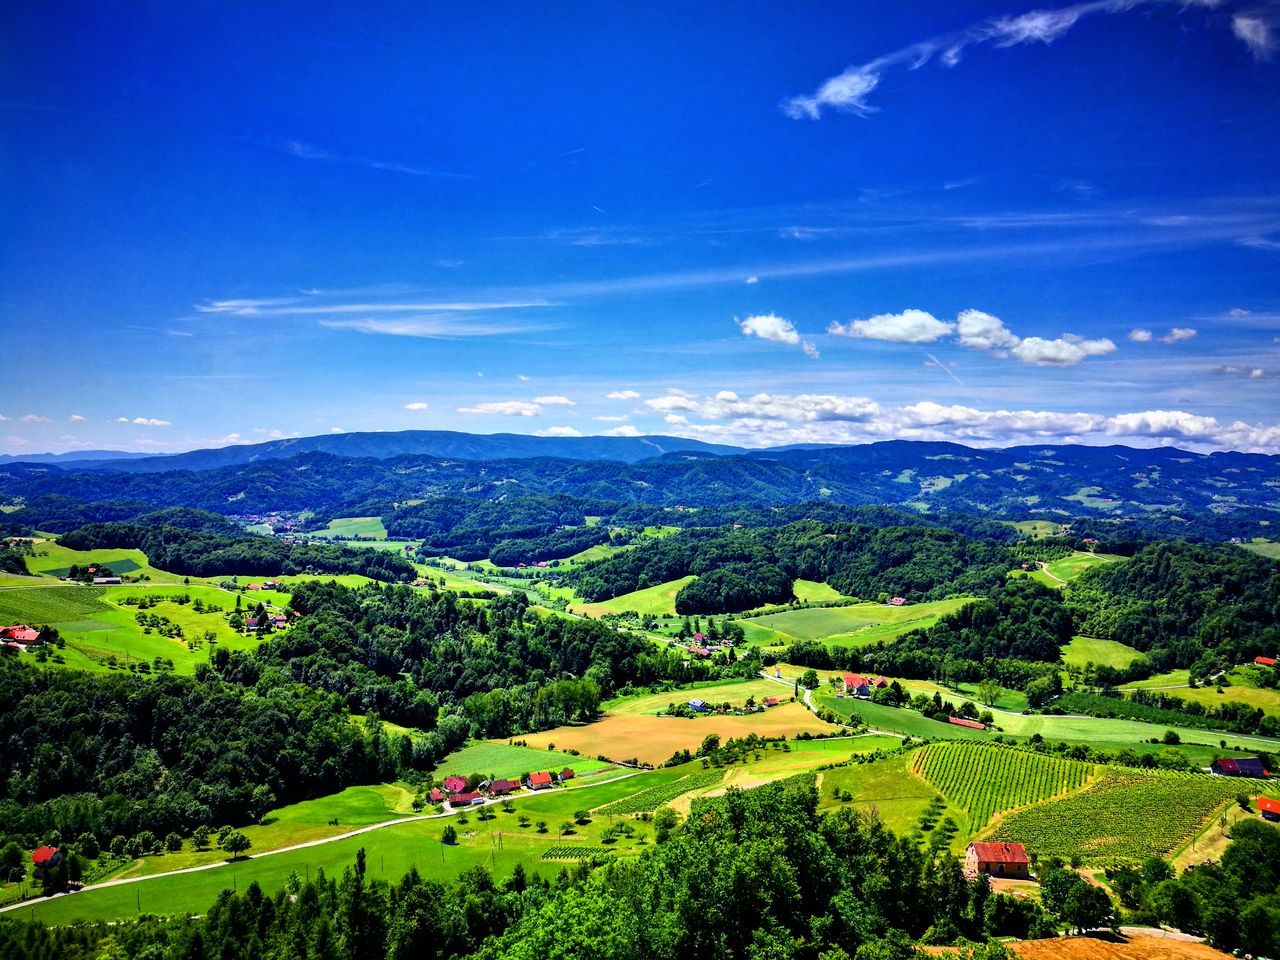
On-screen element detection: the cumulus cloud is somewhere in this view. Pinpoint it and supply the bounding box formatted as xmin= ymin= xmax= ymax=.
xmin=1161 ymin=327 xmax=1197 ymax=343
xmin=633 ymin=389 xmax=1280 ymax=452
xmin=784 ymin=0 xmax=1251 ymax=119
xmin=606 ymin=390 xmax=641 ymax=401
xmin=1128 ymin=328 xmax=1154 ymax=342
xmin=539 ymin=426 xmax=583 ymax=437
xmin=955 ymin=310 xmax=1021 ymax=352
xmin=829 ymin=309 xmax=955 ymax=344
xmin=403 ymin=402 xmax=429 ymax=410
xmin=457 ymin=401 xmax=542 ymax=417
xmin=604 ymin=424 xmax=642 ymax=437
xmin=69 ymin=414 xmax=86 ymax=422
xmin=1230 ymin=307 xmax=1253 ymax=318
xmin=115 ymin=416 xmax=171 ymax=426
xmin=745 ymin=276 xmax=759 ymax=284
xmin=1010 ymin=334 xmax=1116 ymax=366
xmin=1214 ymin=364 xmax=1279 ymax=379
xmin=802 ymin=340 xmax=821 ymax=359
xmin=738 ymin=313 xmax=801 ymax=344
xmin=19 ymin=414 xmax=51 ymax=423
xmin=533 ymin=395 xmax=575 ymax=406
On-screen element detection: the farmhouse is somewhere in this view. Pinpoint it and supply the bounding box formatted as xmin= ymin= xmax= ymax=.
xmin=559 ymin=769 xmax=575 ymax=781
xmin=428 ymin=787 xmax=447 ymax=804
xmin=31 ymin=845 xmax=62 ymax=877
xmin=1212 ymin=757 xmax=1268 ymax=777
xmin=487 ymin=778 xmax=519 ymax=796
xmin=448 ymin=791 xmax=484 ymax=806
xmin=442 ymin=775 xmax=468 ymax=793
xmin=1256 ymin=656 xmax=1277 ymax=667
xmin=842 ymin=674 xmax=871 ymax=698
xmin=688 ymin=646 xmax=712 ymax=658
xmin=688 ymin=698 xmax=710 ymax=713
xmin=1258 ymin=797 xmax=1280 ymax=822
xmin=948 ymin=716 xmax=986 ymax=730
xmin=965 ymin=842 xmax=1030 ymax=879
xmin=0 ymin=625 xmax=40 ymax=644
xmin=527 ymin=771 xmax=554 ymax=790
xmin=763 ymin=696 xmax=779 ymax=707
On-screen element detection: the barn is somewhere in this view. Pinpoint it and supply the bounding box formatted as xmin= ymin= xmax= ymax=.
xmin=965 ymin=841 xmax=1030 ymax=879
xmin=1258 ymin=797 xmax=1280 ymax=822
xmin=1212 ymin=757 xmax=1268 ymax=778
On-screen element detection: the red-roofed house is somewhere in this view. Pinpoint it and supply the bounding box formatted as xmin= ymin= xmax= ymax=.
xmin=527 ymin=771 xmax=554 ymax=790
xmin=1259 ymin=797 xmax=1280 ymax=822
xmin=1212 ymin=757 xmax=1268 ymax=777
xmin=31 ymin=845 xmax=62 ymax=876
xmin=888 ymin=597 xmax=907 ymax=606
xmin=688 ymin=646 xmax=712 ymax=658
xmin=442 ymin=775 xmax=467 ymax=793
xmin=559 ymin=769 xmax=575 ymax=781
xmin=429 ymin=787 xmax=447 ymax=804
xmin=870 ymin=677 xmax=887 ymax=688
xmin=948 ymin=716 xmax=986 ymax=730
xmin=487 ymin=778 xmax=520 ymax=796
xmin=449 ymin=791 xmax=484 ymax=806
xmin=1256 ymin=657 xmax=1277 ymax=667
xmin=0 ymin=626 xmax=40 ymax=644
xmin=843 ymin=674 xmax=870 ymax=698
xmin=763 ymin=696 xmax=779 ymax=707
xmin=965 ymin=842 xmax=1030 ymax=878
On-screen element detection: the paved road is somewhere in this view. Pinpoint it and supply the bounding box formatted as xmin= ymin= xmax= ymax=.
xmin=0 ymin=771 xmax=639 ymax=916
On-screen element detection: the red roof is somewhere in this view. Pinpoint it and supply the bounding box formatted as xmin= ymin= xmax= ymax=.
xmin=2 ymin=625 xmax=39 ymax=643
xmin=844 ymin=674 xmax=868 ymax=689
xmin=764 ymin=697 xmax=779 ymax=706
xmin=968 ymin=841 xmax=1028 ymax=864
xmin=448 ymin=791 xmax=481 ymax=804
xmin=488 ymin=778 xmax=520 ymax=794
xmin=1258 ymin=797 xmax=1280 ymax=815
xmin=529 ymin=771 xmax=553 ymax=787
xmin=559 ymin=769 xmax=575 ymax=779
xmin=948 ymin=716 xmax=986 ymax=730
xmin=1257 ymin=657 xmax=1277 ymax=666
xmin=888 ymin=597 xmax=907 ymax=606
xmin=442 ymin=775 xmax=467 ymax=793
xmin=31 ymin=845 xmax=59 ymax=866
xmin=429 ymin=788 xmax=446 ymax=802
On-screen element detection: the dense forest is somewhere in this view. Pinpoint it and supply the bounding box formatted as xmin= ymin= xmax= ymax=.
xmin=561 ymin=520 xmax=1016 ymax=612
xmin=0 ymin=779 xmax=1054 ymax=960
xmin=58 ymin=522 xmax=417 ymax=582
xmin=1065 ymin=541 xmax=1280 ymax=672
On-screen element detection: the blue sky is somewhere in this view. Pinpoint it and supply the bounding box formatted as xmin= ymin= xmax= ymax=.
xmin=2 ymin=0 xmax=1278 ymax=454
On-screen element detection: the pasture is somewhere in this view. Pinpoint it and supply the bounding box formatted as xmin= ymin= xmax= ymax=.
xmin=518 ymin=702 xmax=841 ymax=765
xmin=1241 ymin=539 xmax=1280 ymax=559
xmin=602 ymin=679 xmax=791 ymax=716
xmin=741 ymin=598 xmax=973 ymax=648
xmin=309 ymin=516 xmax=389 ymax=540
xmin=791 ymin=579 xmax=847 ymax=602
xmin=1044 ymin=551 xmax=1122 ymax=582
xmin=819 ymin=753 xmax=954 ymax=839
xmin=1062 ymin=635 xmax=1145 ymax=670
xmin=24 ymin=542 xmax=184 ymax=583
xmin=444 ymin=740 xmax=611 ymax=778
xmin=573 ymin=576 xmax=695 ymax=617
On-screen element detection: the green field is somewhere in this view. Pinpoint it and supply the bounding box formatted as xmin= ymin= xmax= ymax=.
xmin=601 ymin=679 xmax=789 ymax=716
xmin=1062 ymin=635 xmax=1145 ymax=670
xmin=987 ymin=768 xmax=1253 ymax=864
xmin=819 ymin=753 xmax=956 ymax=840
xmin=1008 ymin=520 xmax=1064 ymax=538
xmin=1151 ymin=669 xmax=1280 ymax=718
xmin=440 ymin=740 xmax=612 ymax=778
xmin=791 ymin=579 xmax=847 ymax=602
xmin=742 ymin=598 xmax=973 ymax=648
xmin=1044 ymin=551 xmax=1123 ymax=582
xmin=574 ymin=576 xmax=695 ymax=617
xmin=24 ymin=542 xmax=187 ymax=583
xmin=309 ymin=517 xmax=389 ymax=540
xmin=913 ymin=742 xmax=1096 ymax=831
xmin=1241 ymin=539 xmax=1280 ymax=559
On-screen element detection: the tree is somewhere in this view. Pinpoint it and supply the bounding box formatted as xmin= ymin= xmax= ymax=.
xmin=653 ymin=807 xmax=680 ymax=843
xmin=192 ymin=825 xmax=211 ymax=850
xmin=164 ymin=832 xmax=183 ymax=853
xmin=218 ymin=829 xmax=250 ymax=860
xmin=977 ymin=678 xmax=1002 ymax=707
xmin=1062 ymin=883 xmax=1114 ymax=934
xmin=801 ymin=669 xmax=820 ymax=690
xmin=441 ymin=825 xmax=457 ymax=845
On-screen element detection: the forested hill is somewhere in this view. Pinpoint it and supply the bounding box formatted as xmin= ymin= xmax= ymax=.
xmin=1 ymin=438 xmax=1277 ymax=533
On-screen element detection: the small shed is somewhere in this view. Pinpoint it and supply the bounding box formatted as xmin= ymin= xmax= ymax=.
xmin=1258 ymin=797 xmax=1280 ymax=822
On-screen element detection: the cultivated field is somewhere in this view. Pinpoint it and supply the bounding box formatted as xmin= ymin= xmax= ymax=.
xmin=519 ymin=702 xmax=840 ymax=765
xmin=1004 ymin=932 xmax=1233 ymax=960
xmin=601 ymin=679 xmax=792 ymax=716
xmin=573 ymin=576 xmax=695 ymax=617
xmin=309 ymin=516 xmax=389 ymax=539
xmin=1062 ymin=635 xmax=1145 ymax=670
xmin=741 ymin=598 xmax=973 ymax=648
xmin=446 ymin=740 xmax=612 ymax=777
xmin=1045 ymin=551 xmax=1124 ymax=582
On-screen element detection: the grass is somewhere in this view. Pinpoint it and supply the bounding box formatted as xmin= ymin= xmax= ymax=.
xmin=309 ymin=517 xmax=389 ymax=540
xmin=1062 ymin=635 xmax=1144 ymax=670
xmin=1241 ymin=539 xmax=1280 ymax=560
xmin=1044 ymin=551 xmax=1122 ymax=582
xmin=519 ymin=702 xmax=841 ymax=766
xmin=791 ymin=579 xmax=847 ymax=602
xmin=741 ymin=598 xmax=973 ymax=649
xmin=819 ymin=753 xmax=957 ymax=841
xmin=602 ymin=679 xmax=791 ymax=716
xmin=24 ymin=542 xmax=184 ymax=583
xmin=1152 ymin=670 xmax=1280 ymax=718
xmin=1008 ymin=520 xmax=1063 ymax=538
xmin=573 ymin=576 xmax=695 ymax=617
xmin=441 ymin=740 xmax=612 ymax=778
xmin=1120 ymin=669 xmax=1192 ymax=690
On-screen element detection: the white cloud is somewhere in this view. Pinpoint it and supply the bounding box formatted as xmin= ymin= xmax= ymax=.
xmin=1010 ymin=334 xmax=1116 ymax=366
xmin=517 ymin=374 xmax=531 ymax=381
xmin=955 ymin=309 xmax=1020 ymax=351
xmin=403 ymin=402 xmax=429 ymax=411
xmin=738 ymin=313 xmax=801 ymax=345
xmin=539 ymin=426 xmax=583 ymax=437
xmin=19 ymin=414 xmax=51 ymax=423
xmin=745 ymin=276 xmax=759 ymax=284
xmin=632 ymin=389 xmax=1280 ymax=453
xmin=330 ymin=426 xmax=345 ymax=433
xmin=533 ymin=395 xmax=575 ymax=406
xmin=1128 ymin=328 xmax=1154 ymax=342
xmin=1233 ymin=13 xmax=1276 ymax=59
xmin=783 ymin=0 xmax=1255 ymax=120
xmin=606 ymin=390 xmax=641 ymax=401
xmin=594 ymin=415 xmax=629 ymax=422
xmin=115 ymin=416 xmax=171 ymax=427
xmin=318 ymin=316 xmax=548 ymax=338
xmin=1230 ymin=307 xmax=1252 ymax=318
xmin=604 ymin=424 xmax=642 ymax=437
xmin=829 ymin=309 xmax=955 ymax=344
xmin=457 ymin=401 xmax=543 ymax=417
xmin=1215 ymin=364 xmax=1279 ymax=379
xmin=802 ymin=340 xmax=820 ymax=359
xmin=68 ymin=414 xmax=86 ymax=422
xmin=0 ymin=414 xmax=9 ymax=421
xmin=1161 ymin=327 xmax=1197 ymax=344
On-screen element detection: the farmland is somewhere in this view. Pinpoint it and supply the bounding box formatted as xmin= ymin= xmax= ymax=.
xmin=1061 ymin=635 xmax=1145 ymax=670
xmin=444 ymin=740 xmax=612 ymax=777
xmin=572 ymin=575 xmax=695 ymax=617
xmin=518 ymin=701 xmax=841 ymax=765
xmin=1044 ymin=551 xmax=1123 ymax=582
xmin=912 ymin=742 xmax=1097 ymax=830
xmin=309 ymin=516 xmax=389 ymax=539
xmin=986 ymin=768 xmax=1253 ymax=864
xmin=740 ymin=597 xmax=974 ymax=648
xmin=601 ymin=678 xmax=791 ymax=715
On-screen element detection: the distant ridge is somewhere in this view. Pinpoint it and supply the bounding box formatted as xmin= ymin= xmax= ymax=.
xmin=4 ymin=431 xmax=744 ymax=473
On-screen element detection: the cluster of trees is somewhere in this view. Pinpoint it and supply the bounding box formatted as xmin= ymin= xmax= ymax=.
xmin=563 ymin=520 xmax=1017 ymax=610
xmin=383 ymin=494 xmax=604 ymax=560
xmin=59 ymin=522 xmax=417 ymax=581
xmin=1107 ymin=819 xmax=1280 ymax=957
xmin=0 ymin=538 xmax=32 ymax=575
xmin=0 ymin=658 xmax=401 ymax=854
xmin=1066 ymin=541 xmax=1280 ymax=670
xmin=674 ymin=562 xmax=794 ymax=614
xmin=0 ymin=780 xmax=1042 ymax=960
xmin=488 ymin=524 xmax=613 ymax=568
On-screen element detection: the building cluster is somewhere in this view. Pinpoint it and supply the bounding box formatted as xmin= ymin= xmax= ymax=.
xmin=1 ymin=624 xmax=41 ymax=651
xmin=427 ymin=769 xmax=578 ymax=809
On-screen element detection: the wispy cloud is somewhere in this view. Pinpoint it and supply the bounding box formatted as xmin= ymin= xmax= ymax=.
xmin=278 ymin=139 xmax=476 ymax=180
xmin=784 ymin=0 xmax=1253 ymax=120
xmin=1233 ymin=10 xmax=1278 ymax=58
xmin=319 ymin=315 xmax=552 ymax=338
xmin=456 ymin=400 xmax=543 ymax=417
xmin=19 ymin=414 xmax=51 ymax=423
xmin=404 ymin=402 xmax=429 ymax=410
xmin=114 ymin=416 xmax=171 ymax=427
